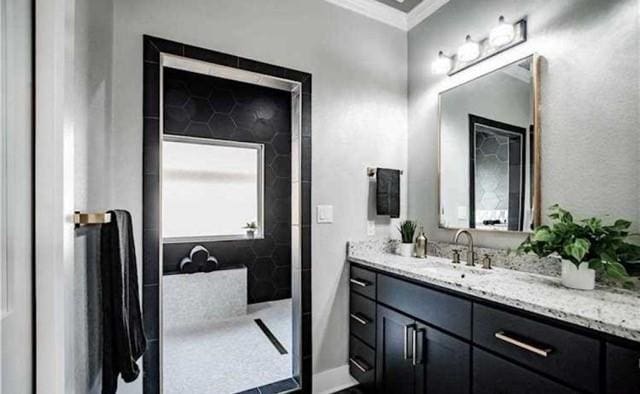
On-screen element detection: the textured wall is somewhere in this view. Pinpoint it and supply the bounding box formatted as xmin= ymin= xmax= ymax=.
xmin=162 ymin=68 xmax=293 ymax=304
xmin=408 ymin=0 xmax=640 ymax=249
xmin=112 ymin=0 xmax=408 ymax=382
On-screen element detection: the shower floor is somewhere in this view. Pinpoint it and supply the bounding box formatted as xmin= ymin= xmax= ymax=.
xmin=163 ymin=298 xmax=293 ymax=394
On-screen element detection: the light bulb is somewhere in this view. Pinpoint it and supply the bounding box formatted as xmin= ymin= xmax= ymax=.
xmin=489 ymin=16 xmax=515 ymax=47
xmin=431 ymin=51 xmax=452 ymax=75
xmin=457 ymin=35 xmax=480 ymax=62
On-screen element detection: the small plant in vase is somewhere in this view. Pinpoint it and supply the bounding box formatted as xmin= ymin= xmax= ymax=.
xmin=517 ymin=205 xmax=640 ymax=290
xmin=397 ymin=220 xmax=418 ymax=257
xmin=244 ymin=222 xmax=258 ymax=238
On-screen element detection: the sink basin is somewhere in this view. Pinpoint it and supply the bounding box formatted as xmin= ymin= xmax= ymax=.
xmin=419 ymin=258 xmax=493 ymax=280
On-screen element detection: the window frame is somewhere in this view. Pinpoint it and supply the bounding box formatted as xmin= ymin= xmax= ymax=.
xmin=161 ymin=134 xmax=265 ymax=243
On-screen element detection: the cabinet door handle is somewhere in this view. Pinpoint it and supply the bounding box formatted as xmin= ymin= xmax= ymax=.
xmin=495 ymin=331 xmax=553 ymax=357
xmin=350 ymin=278 xmax=371 ymax=287
xmin=404 ymin=324 xmax=416 ymax=360
xmin=412 ymin=328 xmax=418 ymax=366
xmin=414 ymin=328 xmax=426 ymax=366
xmin=350 ymin=313 xmax=370 ymax=325
xmin=349 ymin=357 xmax=371 ymax=373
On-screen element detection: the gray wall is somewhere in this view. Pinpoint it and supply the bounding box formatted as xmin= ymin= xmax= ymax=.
xmin=111 ymin=0 xmax=408 ymax=384
xmin=73 ymin=0 xmax=114 ymax=392
xmin=408 ymin=0 xmax=640 ymax=249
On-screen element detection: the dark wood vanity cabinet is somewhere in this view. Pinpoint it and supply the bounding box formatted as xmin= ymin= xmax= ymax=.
xmin=349 ymin=263 xmax=640 ymax=394
xmin=606 ymin=342 xmax=640 ymax=394
xmin=375 ymin=305 xmax=469 ymax=394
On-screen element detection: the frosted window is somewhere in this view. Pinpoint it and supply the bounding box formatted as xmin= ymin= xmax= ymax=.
xmin=162 ymin=138 xmax=263 ymax=240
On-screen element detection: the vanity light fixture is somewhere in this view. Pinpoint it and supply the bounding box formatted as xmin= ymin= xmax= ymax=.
xmin=432 ymin=16 xmax=527 ymax=76
xmin=431 ymin=51 xmax=453 ymax=75
xmin=457 ymin=35 xmax=480 ymax=62
xmin=489 ymin=16 xmax=515 ymax=47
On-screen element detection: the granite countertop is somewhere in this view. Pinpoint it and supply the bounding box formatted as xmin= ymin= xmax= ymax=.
xmin=347 ymin=241 xmax=640 ymax=343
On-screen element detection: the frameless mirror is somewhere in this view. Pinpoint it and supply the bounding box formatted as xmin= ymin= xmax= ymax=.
xmin=438 ymin=55 xmax=540 ymax=232
xmin=162 ymin=135 xmax=264 ymax=242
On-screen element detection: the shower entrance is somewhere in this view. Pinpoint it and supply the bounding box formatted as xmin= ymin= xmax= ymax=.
xmin=142 ymin=36 xmax=312 ymax=394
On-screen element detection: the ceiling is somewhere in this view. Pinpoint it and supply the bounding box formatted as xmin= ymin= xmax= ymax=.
xmin=374 ymin=0 xmax=424 ymax=13
xmin=323 ymin=0 xmax=449 ymax=31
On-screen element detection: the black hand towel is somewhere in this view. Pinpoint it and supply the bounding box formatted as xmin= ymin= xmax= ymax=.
xmin=100 ymin=210 xmax=147 ymax=394
xmin=376 ymin=168 xmax=400 ymax=218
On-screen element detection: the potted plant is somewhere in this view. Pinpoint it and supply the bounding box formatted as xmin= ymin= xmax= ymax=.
xmin=517 ymin=205 xmax=640 ymax=290
xmin=397 ymin=220 xmax=418 ymax=257
xmin=244 ymin=222 xmax=258 ymax=238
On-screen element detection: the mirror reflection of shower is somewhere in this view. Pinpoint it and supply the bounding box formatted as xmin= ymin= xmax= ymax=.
xmin=159 ymin=55 xmax=303 ymax=394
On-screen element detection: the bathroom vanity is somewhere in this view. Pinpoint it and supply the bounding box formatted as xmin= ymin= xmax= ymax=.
xmin=346 ymin=243 xmax=640 ymax=394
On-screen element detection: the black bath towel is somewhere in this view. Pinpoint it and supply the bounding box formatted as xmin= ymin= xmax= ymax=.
xmin=376 ymin=168 xmax=400 ymax=218
xmin=100 ymin=210 xmax=147 ymax=394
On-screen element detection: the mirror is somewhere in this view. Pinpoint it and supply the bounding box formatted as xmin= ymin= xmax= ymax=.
xmin=162 ymin=135 xmax=265 ymax=242
xmin=438 ymin=55 xmax=540 ymax=232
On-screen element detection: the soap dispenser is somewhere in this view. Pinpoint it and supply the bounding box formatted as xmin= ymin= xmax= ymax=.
xmin=415 ymin=227 xmax=427 ymax=258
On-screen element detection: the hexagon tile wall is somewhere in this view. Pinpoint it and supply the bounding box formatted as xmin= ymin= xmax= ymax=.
xmin=162 ymin=68 xmax=292 ymax=304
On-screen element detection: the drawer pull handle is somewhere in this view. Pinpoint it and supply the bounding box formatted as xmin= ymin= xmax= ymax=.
xmin=350 ymin=278 xmax=371 ymax=287
xmin=350 ymin=313 xmax=371 ymax=325
xmin=349 ymin=357 xmax=371 ymax=373
xmin=495 ymin=331 xmax=553 ymax=357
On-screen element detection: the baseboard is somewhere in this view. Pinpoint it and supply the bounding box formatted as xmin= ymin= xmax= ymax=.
xmin=313 ymin=365 xmax=358 ymax=394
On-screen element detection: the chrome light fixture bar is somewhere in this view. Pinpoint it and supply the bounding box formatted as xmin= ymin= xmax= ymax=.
xmin=431 ymin=17 xmax=527 ymax=76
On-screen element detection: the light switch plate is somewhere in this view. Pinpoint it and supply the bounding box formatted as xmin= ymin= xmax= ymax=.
xmin=317 ymin=205 xmax=334 ymax=224
xmin=367 ymin=220 xmax=376 ymax=236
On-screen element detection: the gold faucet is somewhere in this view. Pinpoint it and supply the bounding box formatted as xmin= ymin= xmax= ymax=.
xmin=454 ymin=229 xmax=476 ymax=266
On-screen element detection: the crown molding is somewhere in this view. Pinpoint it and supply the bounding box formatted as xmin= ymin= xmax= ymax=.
xmin=407 ymin=0 xmax=449 ymax=30
xmin=324 ymin=0 xmax=449 ymax=31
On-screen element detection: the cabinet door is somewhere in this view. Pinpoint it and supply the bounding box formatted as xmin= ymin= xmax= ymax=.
xmin=606 ymin=342 xmax=640 ymax=394
xmin=414 ymin=324 xmax=470 ymax=394
xmin=473 ymin=349 xmax=578 ymax=394
xmin=376 ymin=305 xmax=415 ymax=394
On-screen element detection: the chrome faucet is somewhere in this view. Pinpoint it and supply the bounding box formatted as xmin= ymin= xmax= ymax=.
xmin=454 ymin=229 xmax=476 ymax=266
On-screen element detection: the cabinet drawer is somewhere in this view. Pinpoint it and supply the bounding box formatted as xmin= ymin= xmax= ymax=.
xmin=349 ymin=334 xmax=375 ymax=390
xmin=474 ymin=348 xmax=578 ymax=394
xmin=377 ymin=274 xmax=471 ymax=339
xmin=350 ymin=291 xmax=376 ymax=347
xmin=350 ymin=266 xmax=376 ymax=299
xmin=606 ymin=342 xmax=640 ymax=394
xmin=473 ymin=304 xmax=600 ymax=393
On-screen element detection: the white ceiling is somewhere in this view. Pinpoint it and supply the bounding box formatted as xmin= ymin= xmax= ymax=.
xmin=323 ymin=0 xmax=449 ymax=31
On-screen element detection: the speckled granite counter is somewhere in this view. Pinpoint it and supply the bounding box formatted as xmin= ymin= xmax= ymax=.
xmin=347 ymin=239 xmax=640 ymax=343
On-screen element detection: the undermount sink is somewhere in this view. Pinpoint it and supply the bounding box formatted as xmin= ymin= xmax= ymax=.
xmin=421 ymin=258 xmax=493 ymax=279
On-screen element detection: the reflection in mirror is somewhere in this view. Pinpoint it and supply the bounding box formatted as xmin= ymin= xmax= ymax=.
xmin=439 ymin=55 xmax=539 ymax=232
xmin=162 ymin=136 xmax=264 ymax=242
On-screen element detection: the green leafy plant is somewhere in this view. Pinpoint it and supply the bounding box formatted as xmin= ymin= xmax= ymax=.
xmin=398 ymin=220 xmax=418 ymax=244
xmin=244 ymin=222 xmax=258 ymax=230
xmin=517 ymin=205 xmax=640 ymax=280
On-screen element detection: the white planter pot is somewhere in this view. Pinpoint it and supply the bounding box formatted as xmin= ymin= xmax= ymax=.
xmin=561 ymin=260 xmax=595 ymax=290
xmin=246 ymin=230 xmax=256 ymax=239
xmin=398 ymin=243 xmax=414 ymax=257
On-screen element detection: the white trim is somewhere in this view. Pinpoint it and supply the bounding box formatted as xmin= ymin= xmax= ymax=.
xmin=407 ymin=0 xmax=450 ymax=30
xmin=313 ymin=365 xmax=358 ymax=394
xmin=323 ymin=0 xmax=449 ymax=31
xmin=35 ymin=0 xmax=76 ymax=392
xmin=323 ymin=0 xmax=408 ymax=30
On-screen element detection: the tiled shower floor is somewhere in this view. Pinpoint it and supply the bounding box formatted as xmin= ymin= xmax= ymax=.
xmin=163 ymin=299 xmax=292 ymax=394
